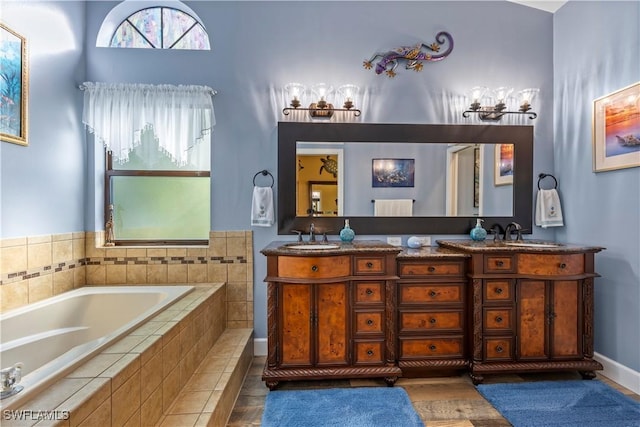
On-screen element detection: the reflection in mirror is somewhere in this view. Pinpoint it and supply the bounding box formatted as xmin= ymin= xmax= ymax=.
xmin=279 ymin=123 xmax=534 ymax=236
xmin=296 ymin=143 xmax=344 ymax=216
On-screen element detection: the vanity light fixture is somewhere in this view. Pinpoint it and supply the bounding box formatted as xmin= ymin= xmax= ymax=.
xmin=283 ymin=83 xmax=361 ymax=119
xmin=463 ymin=86 xmax=538 ymax=121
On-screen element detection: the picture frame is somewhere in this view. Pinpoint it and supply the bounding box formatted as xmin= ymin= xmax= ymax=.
xmin=592 ymin=82 xmax=640 ymax=172
xmin=372 ymin=158 xmax=415 ymax=187
xmin=0 ymin=23 xmax=28 ymax=146
xmin=494 ymin=143 xmax=514 ymax=186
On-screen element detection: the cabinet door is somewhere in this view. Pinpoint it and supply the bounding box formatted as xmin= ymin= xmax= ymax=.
xmin=550 ymin=280 xmax=581 ymax=358
xmin=517 ymin=280 xmax=548 ymax=360
xmin=316 ymin=283 xmax=349 ymax=366
xmin=280 ymin=283 xmax=313 ymax=367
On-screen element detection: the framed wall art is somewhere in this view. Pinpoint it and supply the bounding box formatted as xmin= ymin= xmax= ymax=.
xmin=0 ymin=23 xmax=28 ymax=146
xmin=372 ymin=158 xmax=415 ymax=187
xmin=592 ymin=82 xmax=640 ymax=172
xmin=494 ymin=143 xmax=514 ymax=186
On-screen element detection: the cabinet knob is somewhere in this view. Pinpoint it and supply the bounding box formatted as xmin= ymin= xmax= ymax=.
xmin=367 ymin=349 xmax=374 ymax=356
xmin=311 ymin=265 xmax=319 ymax=272
xmin=427 ymin=266 xmax=436 ymax=272
xmin=429 ymin=290 xmax=437 ymax=298
xmin=366 ymin=288 xmax=373 ymax=295
xmin=429 ymin=317 xmax=437 ymax=324
xmin=495 ymin=287 xmax=503 ymax=294
xmin=496 ymin=260 xmax=504 ymax=267
xmin=559 ymin=263 xmax=567 ymax=269
xmin=366 ymin=262 xmax=374 ymax=268
xmin=495 ymin=316 xmax=503 ymax=323
xmin=366 ymin=319 xmax=374 ymax=326
xmin=496 ymin=345 xmax=504 ymax=353
xmin=429 ymin=345 xmax=437 ymax=351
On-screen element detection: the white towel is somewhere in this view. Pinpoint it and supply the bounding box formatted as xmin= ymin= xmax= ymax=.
xmin=251 ymin=186 xmax=274 ymax=227
xmin=535 ymin=189 xmax=564 ymax=228
xmin=374 ymin=199 xmax=413 ymax=217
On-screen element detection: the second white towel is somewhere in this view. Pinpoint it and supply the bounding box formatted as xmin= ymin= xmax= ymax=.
xmin=535 ymin=189 xmax=564 ymax=228
xmin=374 ymin=199 xmax=413 ymax=216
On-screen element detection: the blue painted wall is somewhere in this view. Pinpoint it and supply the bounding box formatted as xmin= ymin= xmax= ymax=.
xmin=1 ymin=1 xmax=637 ymax=373
xmin=554 ymin=1 xmax=640 ymax=372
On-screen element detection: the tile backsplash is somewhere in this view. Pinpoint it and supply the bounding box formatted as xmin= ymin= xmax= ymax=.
xmin=0 ymin=231 xmax=253 ymax=328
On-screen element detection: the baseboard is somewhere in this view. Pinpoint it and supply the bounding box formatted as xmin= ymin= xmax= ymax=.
xmin=254 ymin=338 xmax=267 ymax=356
xmin=595 ymin=352 xmax=640 ymax=394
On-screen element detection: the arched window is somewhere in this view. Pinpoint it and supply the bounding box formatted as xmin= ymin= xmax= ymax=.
xmin=97 ymin=2 xmax=210 ymax=50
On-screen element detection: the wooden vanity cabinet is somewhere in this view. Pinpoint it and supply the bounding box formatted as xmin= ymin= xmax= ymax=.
xmin=468 ymin=250 xmax=603 ymax=384
xmin=396 ymin=258 xmax=468 ymax=371
xmin=262 ymin=248 xmax=401 ymax=389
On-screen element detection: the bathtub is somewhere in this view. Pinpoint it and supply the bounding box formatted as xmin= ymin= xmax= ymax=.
xmin=0 ymin=285 xmax=193 ymax=410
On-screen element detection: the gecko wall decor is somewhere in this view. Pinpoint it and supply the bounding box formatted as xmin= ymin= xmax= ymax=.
xmin=363 ymin=31 xmax=454 ymax=78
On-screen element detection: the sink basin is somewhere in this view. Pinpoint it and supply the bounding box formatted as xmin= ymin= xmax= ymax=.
xmin=504 ymin=241 xmax=563 ymax=248
xmin=285 ymin=244 xmax=341 ymax=250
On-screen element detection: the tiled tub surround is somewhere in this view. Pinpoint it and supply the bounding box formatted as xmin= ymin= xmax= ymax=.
xmin=0 ymin=231 xmax=254 ymax=329
xmin=2 ymin=284 xmax=254 ymax=427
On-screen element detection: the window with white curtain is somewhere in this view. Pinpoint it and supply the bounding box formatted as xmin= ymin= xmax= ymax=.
xmin=82 ymin=82 xmax=216 ymax=245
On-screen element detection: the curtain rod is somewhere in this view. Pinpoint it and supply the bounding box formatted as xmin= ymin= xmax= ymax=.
xmin=77 ymin=83 xmax=217 ymax=95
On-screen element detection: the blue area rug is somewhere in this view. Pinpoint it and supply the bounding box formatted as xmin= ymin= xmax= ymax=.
xmin=261 ymin=387 xmax=424 ymax=427
xmin=477 ymin=379 xmax=640 ymax=427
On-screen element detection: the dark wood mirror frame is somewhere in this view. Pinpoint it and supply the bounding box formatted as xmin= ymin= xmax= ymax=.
xmin=278 ymin=122 xmax=533 ymax=236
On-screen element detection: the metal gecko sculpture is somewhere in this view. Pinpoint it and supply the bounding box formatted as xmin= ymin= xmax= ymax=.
xmin=363 ymin=31 xmax=454 ymax=78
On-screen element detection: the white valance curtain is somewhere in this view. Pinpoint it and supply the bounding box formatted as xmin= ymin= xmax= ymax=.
xmin=81 ymin=82 xmax=216 ymax=165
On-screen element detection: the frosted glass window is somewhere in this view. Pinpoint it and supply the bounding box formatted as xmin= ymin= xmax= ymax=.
xmin=110 ymin=6 xmax=210 ymax=50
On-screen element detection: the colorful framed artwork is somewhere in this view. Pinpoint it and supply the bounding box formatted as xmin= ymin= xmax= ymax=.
xmin=372 ymin=158 xmax=415 ymax=187
xmin=494 ymin=144 xmax=514 ymax=186
xmin=592 ymin=82 xmax=640 ymax=172
xmin=0 ymin=23 xmax=28 ymax=146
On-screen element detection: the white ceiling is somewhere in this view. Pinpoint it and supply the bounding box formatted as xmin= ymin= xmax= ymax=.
xmin=508 ymin=1 xmax=569 ymax=13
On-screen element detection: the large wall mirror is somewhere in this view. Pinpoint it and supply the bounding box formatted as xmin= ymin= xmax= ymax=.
xmin=278 ymin=122 xmax=533 ymax=236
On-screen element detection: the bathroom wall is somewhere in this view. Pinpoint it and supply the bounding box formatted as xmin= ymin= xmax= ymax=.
xmin=553 ymin=1 xmax=640 ymax=373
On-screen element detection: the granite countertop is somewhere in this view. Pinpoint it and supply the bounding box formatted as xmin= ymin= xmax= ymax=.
xmin=261 ymin=240 xmax=402 ymax=256
xmin=436 ymin=239 xmax=605 ymax=253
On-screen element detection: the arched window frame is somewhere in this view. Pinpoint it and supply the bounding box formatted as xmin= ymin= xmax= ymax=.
xmin=96 ymin=0 xmax=210 ymax=50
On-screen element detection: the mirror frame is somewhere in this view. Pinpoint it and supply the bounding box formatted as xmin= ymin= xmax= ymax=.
xmin=278 ymin=122 xmax=533 ymax=236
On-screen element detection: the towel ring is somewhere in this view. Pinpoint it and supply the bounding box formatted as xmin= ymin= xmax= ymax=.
xmin=537 ymin=173 xmax=557 ymax=190
xmin=253 ymin=170 xmax=274 ymax=188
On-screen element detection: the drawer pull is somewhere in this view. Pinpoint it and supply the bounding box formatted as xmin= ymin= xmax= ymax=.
xmin=559 ymin=263 xmax=567 ymax=269
xmin=366 ymin=319 xmax=374 ymax=326
xmin=311 ymin=265 xmax=319 ymax=272
xmin=495 ymin=345 xmax=504 ymax=353
xmin=427 ymin=266 xmax=436 ymax=272
xmin=367 ymin=349 xmax=374 ymax=356
xmin=495 ymin=287 xmax=503 ymax=294
xmin=495 ymin=316 xmax=503 ymax=323
xmin=366 ymin=288 xmax=374 ymax=295
xmin=429 ymin=345 xmax=437 ymax=351
xmin=366 ymin=262 xmax=374 ymax=268
xmin=429 ymin=290 xmax=437 ymax=298
xmin=429 ymin=317 xmax=437 ymax=324
xmin=496 ymin=260 xmax=504 ymax=267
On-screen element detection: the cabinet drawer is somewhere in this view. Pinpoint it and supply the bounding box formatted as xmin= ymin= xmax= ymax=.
xmin=483 ymin=308 xmax=513 ymax=331
xmin=484 ymin=337 xmax=513 ymax=361
xmin=354 ymin=341 xmax=384 ymax=365
xmin=399 ymin=311 xmax=463 ymax=333
xmin=484 ymin=280 xmax=513 ymax=302
xmin=277 ymin=255 xmax=350 ymax=278
xmin=400 ymin=337 xmax=464 ymax=358
xmin=399 ymin=262 xmax=463 ymax=277
xmin=484 ymin=255 xmax=515 ymax=273
xmin=517 ymin=253 xmax=584 ymax=276
xmin=355 ymin=311 xmax=384 ymax=334
xmin=354 ymin=256 xmax=386 ymax=275
xmin=354 ymin=282 xmax=384 ymax=304
xmin=399 ymin=283 xmax=464 ymax=304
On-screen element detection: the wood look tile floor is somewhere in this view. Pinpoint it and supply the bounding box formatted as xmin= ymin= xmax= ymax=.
xmin=228 ymin=357 xmax=640 ymax=426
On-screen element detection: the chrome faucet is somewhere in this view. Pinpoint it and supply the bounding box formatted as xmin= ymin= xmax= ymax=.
xmin=1 ymin=363 xmax=24 ymax=399
xmin=309 ymin=223 xmax=316 ymax=242
xmin=504 ymin=222 xmax=523 ymax=241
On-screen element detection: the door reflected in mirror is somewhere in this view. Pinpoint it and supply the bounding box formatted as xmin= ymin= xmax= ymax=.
xmin=296 ymin=143 xmax=344 ymax=217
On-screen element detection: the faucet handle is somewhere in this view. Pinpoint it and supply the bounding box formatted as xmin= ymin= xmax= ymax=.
xmin=291 ymin=230 xmax=303 ymax=242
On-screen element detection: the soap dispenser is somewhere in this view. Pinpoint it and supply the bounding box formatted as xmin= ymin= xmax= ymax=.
xmin=340 ymin=219 xmax=355 ymax=242
xmin=470 ymin=218 xmax=487 ymax=241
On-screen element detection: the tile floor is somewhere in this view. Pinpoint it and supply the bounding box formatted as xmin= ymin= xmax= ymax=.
xmin=228 ymin=357 xmax=640 ymax=426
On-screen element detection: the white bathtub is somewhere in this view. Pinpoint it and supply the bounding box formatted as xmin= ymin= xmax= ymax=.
xmin=0 ymin=285 xmax=193 ymax=409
